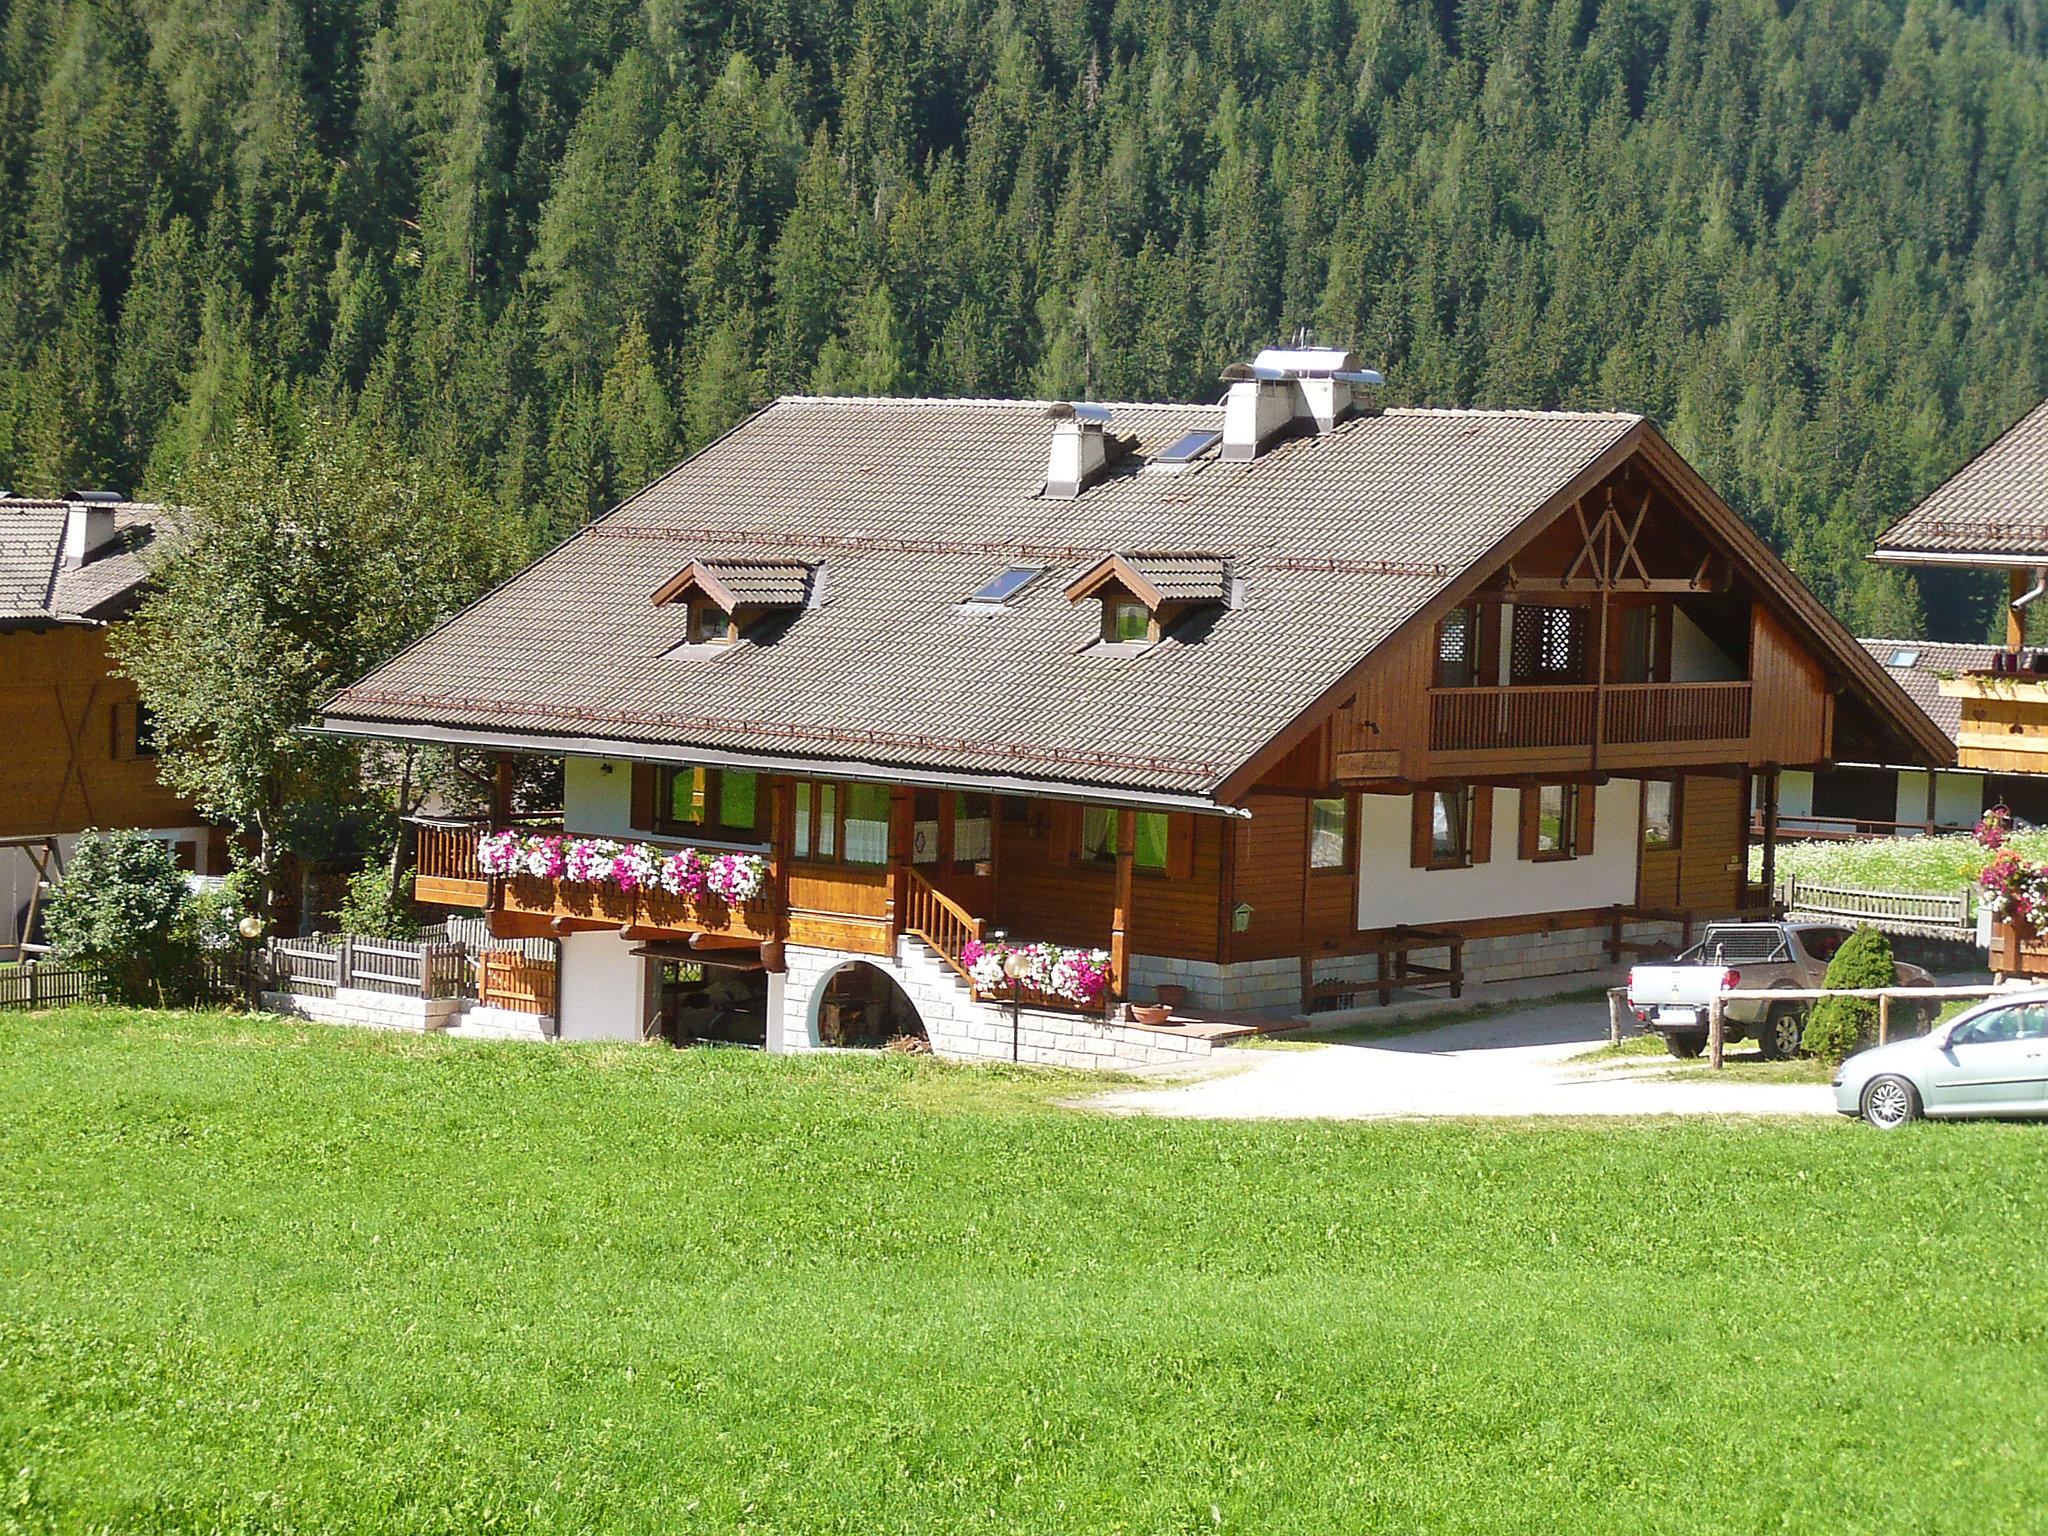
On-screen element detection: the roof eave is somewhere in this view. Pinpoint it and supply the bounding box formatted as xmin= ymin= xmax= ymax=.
xmin=312 ymin=715 xmax=1250 ymax=818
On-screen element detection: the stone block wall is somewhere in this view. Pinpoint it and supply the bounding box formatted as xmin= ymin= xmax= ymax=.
xmin=260 ymin=987 xmax=466 ymax=1033
xmin=777 ymin=941 xmax=1219 ymax=1070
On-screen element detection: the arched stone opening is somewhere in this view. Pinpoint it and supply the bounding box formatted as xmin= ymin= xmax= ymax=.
xmin=805 ymin=960 xmax=929 ymax=1050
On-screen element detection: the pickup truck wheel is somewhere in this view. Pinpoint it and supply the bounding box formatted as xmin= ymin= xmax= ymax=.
xmin=1665 ymin=1030 xmax=1707 ymax=1059
xmin=1861 ymin=1074 xmax=1921 ymax=1130
xmin=1758 ymin=1003 xmax=1805 ymax=1060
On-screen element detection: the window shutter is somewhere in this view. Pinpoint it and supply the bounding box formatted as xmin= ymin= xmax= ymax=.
xmin=629 ymin=765 xmax=657 ymax=831
xmin=1167 ymin=815 xmax=1195 ymax=880
xmin=1471 ymin=787 xmax=1493 ymax=865
xmin=109 ymin=701 xmax=129 ymax=761
xmin=1576 ymin=782 xmax=1596 ymax=855
xmin=1410 ymin=793 xmax=1433 ymax=869
xmin=1517 ymin=788 xmax=1539 ymax=862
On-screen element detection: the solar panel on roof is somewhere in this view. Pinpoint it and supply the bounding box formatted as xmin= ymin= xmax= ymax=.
xmin=967 ymin=566 xmax=1041 ymax=604
xmin=1154 ymin=430 xmax=1222 ymax=465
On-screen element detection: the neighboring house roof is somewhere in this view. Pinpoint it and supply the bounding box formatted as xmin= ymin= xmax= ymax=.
xmin=1857 ymin=638 xmax=1999 ymax=746
xmin=1873 ymin=398 xmax=2048 ymax=564
xmin=323 ymin=395 xmax=1949 ymax=806
xmin=0 ymin=498 xmax=162 ymax=627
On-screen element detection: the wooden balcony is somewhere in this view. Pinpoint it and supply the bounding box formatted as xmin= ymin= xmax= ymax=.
xmin=411 ymin=819 xmax=777 ymax=943
xmin=413 ymin=819 xmax=493 ymax=907
xmin=1420 ymin=681 xmax=1753 ymax=774
xmin=1940 ymin=673 xmax=2048 ymax=773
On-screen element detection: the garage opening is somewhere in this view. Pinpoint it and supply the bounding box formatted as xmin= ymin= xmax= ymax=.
xmin=813 ymin=962 xmax=928 ymax=1050
xmin=647 ymin=956 xmax=768 ymax=1049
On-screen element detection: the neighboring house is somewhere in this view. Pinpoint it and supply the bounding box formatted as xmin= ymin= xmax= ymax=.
xmin=1873 ymin=396 xmax=2048 ymax=778
xmin=1766 ymin=640 xmax=2030 ymax=837
xmin=321 ymin=348 xmax=1948 ymax=1060
xmin=0 ymin=492 xmax=221 ymax=955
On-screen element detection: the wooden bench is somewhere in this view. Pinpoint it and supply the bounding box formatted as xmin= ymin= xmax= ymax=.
xmin=1304 ymin=925 xmax=1464 ymax=1011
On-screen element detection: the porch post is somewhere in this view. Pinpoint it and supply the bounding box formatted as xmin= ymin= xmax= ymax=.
xmin=1111 ymin=808 xmax=1135 ymax=1003
xmin=769 ymin=777 xmax=793 ymax=943
xmin=885 ymin=786 xmax=913 ymax=945
xmin=2010 ymin=568 xmax=2028 ymax=653
xmin=490 ymin=754 xmax=514 ymax=825
xmin=1759 ymin=766 xmax=1780 ymax=910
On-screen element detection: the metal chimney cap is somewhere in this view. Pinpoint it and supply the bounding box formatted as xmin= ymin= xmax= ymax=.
xmin=1045 ymin=401 xmax=1113 ymax=425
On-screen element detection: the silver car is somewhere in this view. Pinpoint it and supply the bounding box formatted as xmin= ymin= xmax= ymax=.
xmin=1835 ymin=991 xmax=2048 ymax=1128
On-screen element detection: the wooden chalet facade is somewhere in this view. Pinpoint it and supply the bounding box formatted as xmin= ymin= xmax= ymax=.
xmin=0 ymin=493 xmax=221 ymax=958
xmin=328 ymin=350 xmax=1947 ymax=1060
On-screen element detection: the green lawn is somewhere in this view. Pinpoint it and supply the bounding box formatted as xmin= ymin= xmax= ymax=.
xmin=4 ymin=1011 xmax=2048 ymax=1533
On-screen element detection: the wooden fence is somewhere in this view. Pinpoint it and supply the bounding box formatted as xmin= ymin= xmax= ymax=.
xmin=477 ymin=949 xmax=557 ymax=1015
xmin=1781 ymin=876 xmax=1975 ymax=940
xmin=0 ymin=960 xmax=106 ymax=1011
xmin=269 ymin=936 xmax=468 ymax=999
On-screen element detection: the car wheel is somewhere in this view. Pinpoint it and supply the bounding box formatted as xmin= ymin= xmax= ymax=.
xmin=1758 ymin=1002 xmax=1806 ymax=1060
xmin=1665 ymin=1030 xmax=1707 ymax=1060
xmin=1861 ymin=1074 xmax=1922 ymax=1130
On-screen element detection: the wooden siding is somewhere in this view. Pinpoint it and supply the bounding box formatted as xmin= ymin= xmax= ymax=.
xmin=988 ymin=803 xmax=1226 ymax=962
xmin=1749 ymin=605 xmax=1831 ymax=765
xmin=1635 ymin=775 xmax=1745 ymax=914
xmin=787 ymin=863 xmax=893 ymax=956
xmin=0 ymin=625 xmax=201 ymax=839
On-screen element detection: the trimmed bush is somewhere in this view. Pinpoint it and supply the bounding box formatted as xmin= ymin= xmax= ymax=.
xmin=43 ymin=831 xmax=198 ymax=1004
xmin=1801 ymin=926 xmax=1896 ymax=1066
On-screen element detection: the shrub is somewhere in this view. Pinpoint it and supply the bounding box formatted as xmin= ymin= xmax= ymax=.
xmin=336 ymin=863 xmax=419 ymax=940
xmin=1801 ymin=926 xmax=1897 ymax=1066
xmin=43 ymin=831 xmax=199 ymax=1004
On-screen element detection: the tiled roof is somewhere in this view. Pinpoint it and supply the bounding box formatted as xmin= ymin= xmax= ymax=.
xmin=702 ymin=559 xmax=814 ymax=607
xmin=1857 ymin=638 xmax=1999 ymax=745
xmin=1875 ymin=398 xmax=2048 ymax=560
xmin=1124 ymin=553 xmax=1231 ymax=603
xmin=327 ymin=396 xmax=1645 ymax=800
xmin=0 ymin=499 xmax=161 ymax=625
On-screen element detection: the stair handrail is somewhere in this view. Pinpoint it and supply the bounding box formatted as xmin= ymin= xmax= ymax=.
xmin=902 ymin=867 xmax=987 ymax=982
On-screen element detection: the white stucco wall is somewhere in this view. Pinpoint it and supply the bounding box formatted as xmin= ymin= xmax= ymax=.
xmin=563 ymin=756 xmax=636 ymax=838
xmin=2 ymin=824 xmax=216 ymax=950
xmin=1775 ymin=770 xmax=1815 ymax=821
xmin=1894 ymin=769 xmax=1984 ymax=830
xmin=1355 ymin=780 xmax=1640 ymax=931
xmin=1671 ymin=609 xmax=1740 ymax=681
xmin=557 ymin=929 xmax=645 ymax=1041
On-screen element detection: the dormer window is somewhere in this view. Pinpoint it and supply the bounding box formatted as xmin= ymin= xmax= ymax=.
xmin=1106 ymin=598 xmax=1152 ymax=644
xmin=652 ymin=558 xmax=814 ymax=645
xmin=1065 ymin=551 xmax=1232 ymax=647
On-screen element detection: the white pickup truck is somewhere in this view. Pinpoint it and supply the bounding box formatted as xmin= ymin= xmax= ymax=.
xmin=1626 ymin=921 xmax=1935 ymax=1060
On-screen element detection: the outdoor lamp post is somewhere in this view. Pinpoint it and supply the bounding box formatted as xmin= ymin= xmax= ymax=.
xmin=992 ymin=928 xmax=1024 ymax=1063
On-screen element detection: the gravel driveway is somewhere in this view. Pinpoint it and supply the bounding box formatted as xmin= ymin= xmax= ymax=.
xmin=1090 ymin=994 xmax=1837 ymax=1120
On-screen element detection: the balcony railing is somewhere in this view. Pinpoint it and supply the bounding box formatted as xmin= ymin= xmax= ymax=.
xmin=1427 ymin=681 xmax=1753 ymax=754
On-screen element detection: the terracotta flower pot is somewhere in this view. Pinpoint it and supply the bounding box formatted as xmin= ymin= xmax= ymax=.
xmin=1130 ymin=1003 xmax=1174 ymax=1028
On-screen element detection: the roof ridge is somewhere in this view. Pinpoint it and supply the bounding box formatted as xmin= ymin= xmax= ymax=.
xmin=773 ymin=394 xmax=1223 ymax=414
xmin=1379 ymin=405 xmax=1644 ymax=422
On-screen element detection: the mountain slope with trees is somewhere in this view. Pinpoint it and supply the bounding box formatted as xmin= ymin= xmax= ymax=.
xmin=3 ymin=0 xmax=2046 ymax=636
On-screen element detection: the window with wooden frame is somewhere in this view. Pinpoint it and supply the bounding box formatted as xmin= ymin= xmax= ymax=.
xmin=1309 ymin=795 xmax=1352 ymax=871
xmin=1519 ymin=782 xmax=1597 ymax=861
xmin=1642 ymin=779 xmax=1681 ymax=850
xmin=786 ymin=779 xmax=892 ymax=867
xmin=1104 ymin=598 xmax=1153 ymax=644
xmin=794 ymin=780 xmax=839 ymax=860
xmin=134 ymin=701 xmax=159 ymax=759
xmin=688 ymin=600 xmax=736 ymax=645
xmin=1435 ymin=602 xmax=1482 ymax=688
xmin=632 ymin=765 xmax=762 ymax=841
xmin=1411 ymin=786 xmax=1493 ymax=870
xmin=952 ymin=794 xmax=994 ymax=863
xmin=1080 ymin=806 xmax=1171 ymax=872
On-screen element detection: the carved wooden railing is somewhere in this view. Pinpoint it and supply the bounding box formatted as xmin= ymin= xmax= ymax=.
xmin=902 ymin=867 xmax=985 ymax=982
xmin=415 ymin=820 xmax=489 ymax=884
xmin=1429 ymin=685 xmax=1597 ymax=752
xmin=1602 ymin=682 xmax=1752 ymax=745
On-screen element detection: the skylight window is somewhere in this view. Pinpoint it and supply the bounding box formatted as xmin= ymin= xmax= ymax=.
xmin=1890 ymin=648 xmax=1919 ymax=668
xmin=966 ymin=566 xmax=1042 ymax=605
xmin=1154 ymin=429 xmax=1222 ymax=464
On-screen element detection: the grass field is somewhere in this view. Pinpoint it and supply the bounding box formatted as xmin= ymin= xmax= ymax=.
xmin=4 ymin=1010 xmax=2048 ymax=1533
